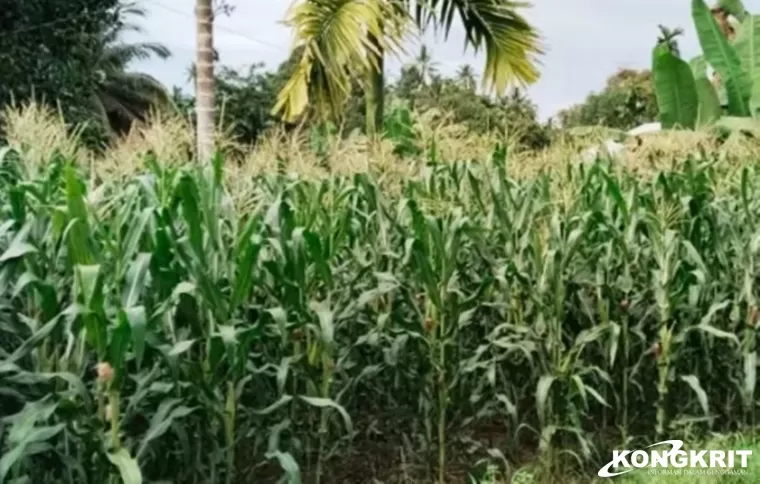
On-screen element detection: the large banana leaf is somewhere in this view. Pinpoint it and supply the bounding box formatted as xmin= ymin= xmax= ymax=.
xmin=733 ymin=15 xmax=760 ymax=116
xmin=691 ymin=55 xmax=729 ymax=109
xmin=692 ymin=0 xmax=752 ymax=116
xmin=690 ymin=55 xmax=709 ymax=81
xmin=695 ymin=77 xmax=723 ymax=126
xmin=653 ymin=44 xmax=699 ymax=129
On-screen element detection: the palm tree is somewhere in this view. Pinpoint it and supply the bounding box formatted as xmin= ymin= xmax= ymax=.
xmin=272 ymin=0 xmax=544 ymax=137
xmin=456 ymin=64 xmax=477 ymax=92
xmin=655 ymin=25 xmax=684 ymax=57
xmin=413 ymin=44 xmax=439 ymax=86
xmin=90 ymin=2 xmax=172 ymax=134
xmin=195 ymin=0 xmax=215 ymax=161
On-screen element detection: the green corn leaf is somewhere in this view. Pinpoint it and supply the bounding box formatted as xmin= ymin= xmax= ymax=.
xmin=693 ymin=323 xmax=740 ymax=345
xmin=267 ymin=419 xmax=291 ymax=453
xmin=680 ymin=375 xmax=710 ymax=416
xmin=266 ymin=307 xmax=288 ymax=343
xmin=302 ymin=230 xmax=332 ymax=287
xmin=571 ymin=375 xmax=588 ymax=409
xmin=176 ymin=174 xmax=205 ymax=265
xmin=11 ymin=371 xmax=92 ymax=411
xmin=120 ymin=208 xmax=152 ymax=271
xmin=253 ymin=395 xmax=294 ymax=415
xmin=699 ymin=300 xmax=731 ymax=326
xmin=122 ymin=306 xmax=147 ymax=370
xmin=230 ymin=220 xmax=261 ymax=311
xmin=535 ymin=375 xmax=556 ymax=428
xmin=744 ymin=351 xmax=757 ymax=400
xmin=168 ymin=340 xmax=195 ymax=357
xmin=5 ymin=316 xmax=62 ymax=365
xmin=137 ymin=399 xmax=196 ymax=459
xmin=108 ymin=316 xmax=132 ymax=386
xmin=106 ymin=448 xmax=142 ymax=484
xmin=299 ymin=396 xmax=353 ymax=434
xmin=585 ymin=384 xmax=611 ymax=408
xmin=0 ymin=239 xmax=36 ymax=263
xmin=64 ymin=165 xmax=95 ymax=265
xmin=122 ymin=253 xmax=151 ymax=308
xmin=0 ymin=423 xmax=66 ymax=483
xmin=75 ymin=264 xmax=103 ymax=309
xmin=265 ymin=451 xmax=301 ymax=484
xmin=309 ymin=301 xmax=334 ymax=347
xmin=495 ymin=394 xmax=517 ymax=420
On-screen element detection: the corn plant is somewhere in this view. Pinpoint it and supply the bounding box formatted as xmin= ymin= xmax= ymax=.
xmin=0 ymin=142 xmax=759 ymax=483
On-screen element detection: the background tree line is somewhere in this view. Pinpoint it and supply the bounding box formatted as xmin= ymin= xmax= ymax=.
xmin=0 ymin=0 xmax=658 ymax=153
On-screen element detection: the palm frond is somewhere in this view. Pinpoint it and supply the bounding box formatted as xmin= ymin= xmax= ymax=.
xmin=96 ymin=89 xmax=145 ymax=123
xmin=414 ymin=0 xmax=544 ymax=92
xmin=272 ymin=0 xmax=407 ymax=122
xmin=87 ymin=92 xmax=115 ymax=136
xmin=96 ymin=72 xmax=170 ymax=124
xmin=88 ymin=1 xmax=171 ymax=132
xmin=102 ymin=42 xmax=172 ymax=68
xmin=104 ymin=72 xmax=170 ymax=104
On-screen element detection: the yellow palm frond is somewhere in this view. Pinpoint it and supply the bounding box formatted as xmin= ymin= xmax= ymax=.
xmin=272 ymin=0 xmax=406 ymax=122
xmin=413 ymin=0 xmax=544 ymax=93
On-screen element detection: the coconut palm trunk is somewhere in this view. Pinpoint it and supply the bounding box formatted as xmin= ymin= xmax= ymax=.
xmin=195 ymin=0 xmax=215 ymax=161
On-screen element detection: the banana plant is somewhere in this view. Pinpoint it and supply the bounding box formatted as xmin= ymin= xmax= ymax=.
xmin=652 ymin=0 xmax=760 ymax=131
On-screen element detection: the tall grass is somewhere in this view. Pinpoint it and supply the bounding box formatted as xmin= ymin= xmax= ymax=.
xmin=1 ymin=105 xmax=760 ymax=483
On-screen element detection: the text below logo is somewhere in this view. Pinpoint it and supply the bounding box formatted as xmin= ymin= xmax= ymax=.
xmin=598 ymin=440 xmax=752 ymax=478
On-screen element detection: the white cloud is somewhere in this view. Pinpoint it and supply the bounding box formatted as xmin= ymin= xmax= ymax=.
xmin=130 ymin=0 xmax=760 ymax=120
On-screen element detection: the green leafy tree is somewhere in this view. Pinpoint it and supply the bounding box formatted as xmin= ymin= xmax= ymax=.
xmin=559 ymin=68 xmax=658 ymax=131
xmin=171 ymin=58 xmax=304 ymax=146
xmin=0 ymin=0 xmax=119 ymax=140
xmin=393 ymin=56 xmax=550 ymax=150
xmin=393 ymin=65 xmax=424 ymax=102
xmin=215 ymin=64 xmax=283 ymax=144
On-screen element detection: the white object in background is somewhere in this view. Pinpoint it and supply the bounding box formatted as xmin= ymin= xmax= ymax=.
xmin=627 ymin=122 xmax=661 ymax=136
xmin=577 ymin=121 xmax=661 ymax=164
xmin=581 ymin=139 xmax=625 ymax=163
xmin=603 ymin=139 xmax=625 ymax=154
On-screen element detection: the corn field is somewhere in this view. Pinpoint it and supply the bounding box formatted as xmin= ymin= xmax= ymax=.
xmin=0 ymin=144 xmax=759 ymax=484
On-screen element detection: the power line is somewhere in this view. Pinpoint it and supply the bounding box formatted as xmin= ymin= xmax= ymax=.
xmin=144 ymin=0 xmax=288 ymax=53
xmin=0 ymin=9 xmax=107 ymax=39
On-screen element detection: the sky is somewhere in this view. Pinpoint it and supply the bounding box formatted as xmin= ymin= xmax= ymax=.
xmin=128 ymin=0 xmax=760 ymax=121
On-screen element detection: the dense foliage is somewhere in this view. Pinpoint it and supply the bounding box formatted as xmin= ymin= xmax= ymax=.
xmin=0 ymin=0 xmax=171 ymax=147
xmin=392 ymin=59 xmax=552 ymax=150
xmin=1 ymin=145 xmax=759 ymax=483
xmin=0 ymin=0 xmax=119 ymax=139
xmin=171 ymin=52 xmax=553 ymax=152
xmin=558 ymin=69 xmax=658 ymax=131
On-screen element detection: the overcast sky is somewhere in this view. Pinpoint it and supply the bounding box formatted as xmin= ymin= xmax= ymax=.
xmin=128 ymin=0 xmax=760 ymax=120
